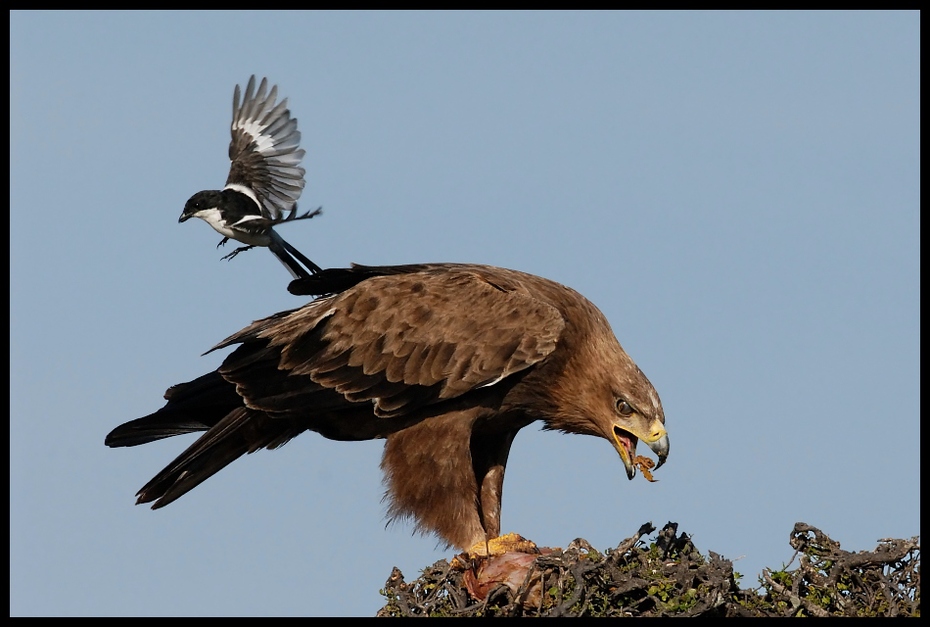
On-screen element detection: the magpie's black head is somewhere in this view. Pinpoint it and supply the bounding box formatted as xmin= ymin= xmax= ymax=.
xmin=180 ymin=190 xmax=223 ymax=223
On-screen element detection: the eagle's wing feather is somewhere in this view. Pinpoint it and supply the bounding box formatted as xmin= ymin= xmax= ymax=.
xmin=213 ymin=267 xmax=565 ymax=419
xmin=134 ymin=407 xmax=304 ymax=509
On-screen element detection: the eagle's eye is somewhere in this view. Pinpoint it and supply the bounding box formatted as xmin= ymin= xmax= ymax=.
xmin=616 ymin=399 xmax=633 ymax=416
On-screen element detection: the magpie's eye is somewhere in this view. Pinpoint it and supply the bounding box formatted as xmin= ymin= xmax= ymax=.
xmin=616 ymin=399 xmax=633 ymax=416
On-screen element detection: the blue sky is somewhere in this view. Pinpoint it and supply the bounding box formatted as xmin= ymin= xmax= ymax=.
xmin=11 ymin=11 xmax=919 ymax=617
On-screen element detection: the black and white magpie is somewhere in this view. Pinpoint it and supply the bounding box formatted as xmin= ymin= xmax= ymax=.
xmin=179 ymin=76 xmax=322 ymax=279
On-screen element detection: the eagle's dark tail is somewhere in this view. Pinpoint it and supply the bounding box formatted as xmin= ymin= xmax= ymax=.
xmin=134 ymin=408 xmax=269 ymax=509
xmin=105 ymin=372 xmax=237 ymax=447
xmin=106 ymin=371 xmax=301 ymax=509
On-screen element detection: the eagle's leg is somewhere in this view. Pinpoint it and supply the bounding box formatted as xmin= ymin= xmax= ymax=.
xmin=468 ymin=428 xmax=539 ymax=557
xmin=221 ymin=245 xmax=255 ymax=261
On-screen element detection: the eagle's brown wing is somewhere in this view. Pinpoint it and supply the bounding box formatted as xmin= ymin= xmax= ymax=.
xmin=214 ymin=265 xmax=566 ymax=419
xmin=108 ymin=265 xmax=566 ymax=508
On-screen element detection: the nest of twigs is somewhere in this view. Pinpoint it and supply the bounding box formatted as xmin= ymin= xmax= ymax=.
xmin=377 ymin=522 xmax=919 ymax=617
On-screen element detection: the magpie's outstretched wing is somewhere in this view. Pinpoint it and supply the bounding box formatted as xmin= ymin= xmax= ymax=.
xmin=225 ymin=75 xmax=306 ymax=222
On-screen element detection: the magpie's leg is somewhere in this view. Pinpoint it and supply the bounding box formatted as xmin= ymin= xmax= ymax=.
xmin=216 ymin=237 xmax=230 ymax=249
xmin=221 ymin=245 xmax=255 ymax=261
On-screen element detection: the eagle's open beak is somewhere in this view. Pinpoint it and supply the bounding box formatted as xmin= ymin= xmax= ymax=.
xmin=612 ymin=423 xmax=669 ymax=480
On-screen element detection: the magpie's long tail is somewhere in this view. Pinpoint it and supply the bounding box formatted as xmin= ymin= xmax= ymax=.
xmin=268 ymin=230 xmax=322 ymax=279
xmin=279 ymin=235 xmax=323 ymax=275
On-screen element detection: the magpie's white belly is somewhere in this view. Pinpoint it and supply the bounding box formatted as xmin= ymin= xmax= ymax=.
xmin=192 ymin=208 xmax=272 ymax=247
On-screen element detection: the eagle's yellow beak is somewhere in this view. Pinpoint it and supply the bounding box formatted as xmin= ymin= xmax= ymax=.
xmin=612 ymin=421 xmax=669 ymax=480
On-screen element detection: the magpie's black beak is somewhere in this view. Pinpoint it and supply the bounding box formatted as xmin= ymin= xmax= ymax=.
xmin=179 ymin=213 xmax=190 ymax=223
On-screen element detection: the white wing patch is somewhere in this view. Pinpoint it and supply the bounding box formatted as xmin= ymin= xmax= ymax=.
xmin=233 ymin=119 xmax=278 ymax=154
xmin=223 ymin=183 xmax=260 ymax=207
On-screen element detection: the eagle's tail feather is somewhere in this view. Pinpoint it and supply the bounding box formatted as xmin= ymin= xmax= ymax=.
xmin=107 ymin=371 xmax=303 ymax=509
xmin=105 ymin=372 xmax=238 ymax=448
xmin=134 ymin=407 xmax=302 ymax=509
xmin=135 ymin=407 xmax=258 ymax=509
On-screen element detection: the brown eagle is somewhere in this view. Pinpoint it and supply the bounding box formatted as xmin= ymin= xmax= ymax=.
xmin=106 ymin=263 xmax=669 ymax=551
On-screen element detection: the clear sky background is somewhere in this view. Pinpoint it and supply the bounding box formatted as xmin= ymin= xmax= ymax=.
xmin=11 ymin=11 xmax=919 ymax=617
